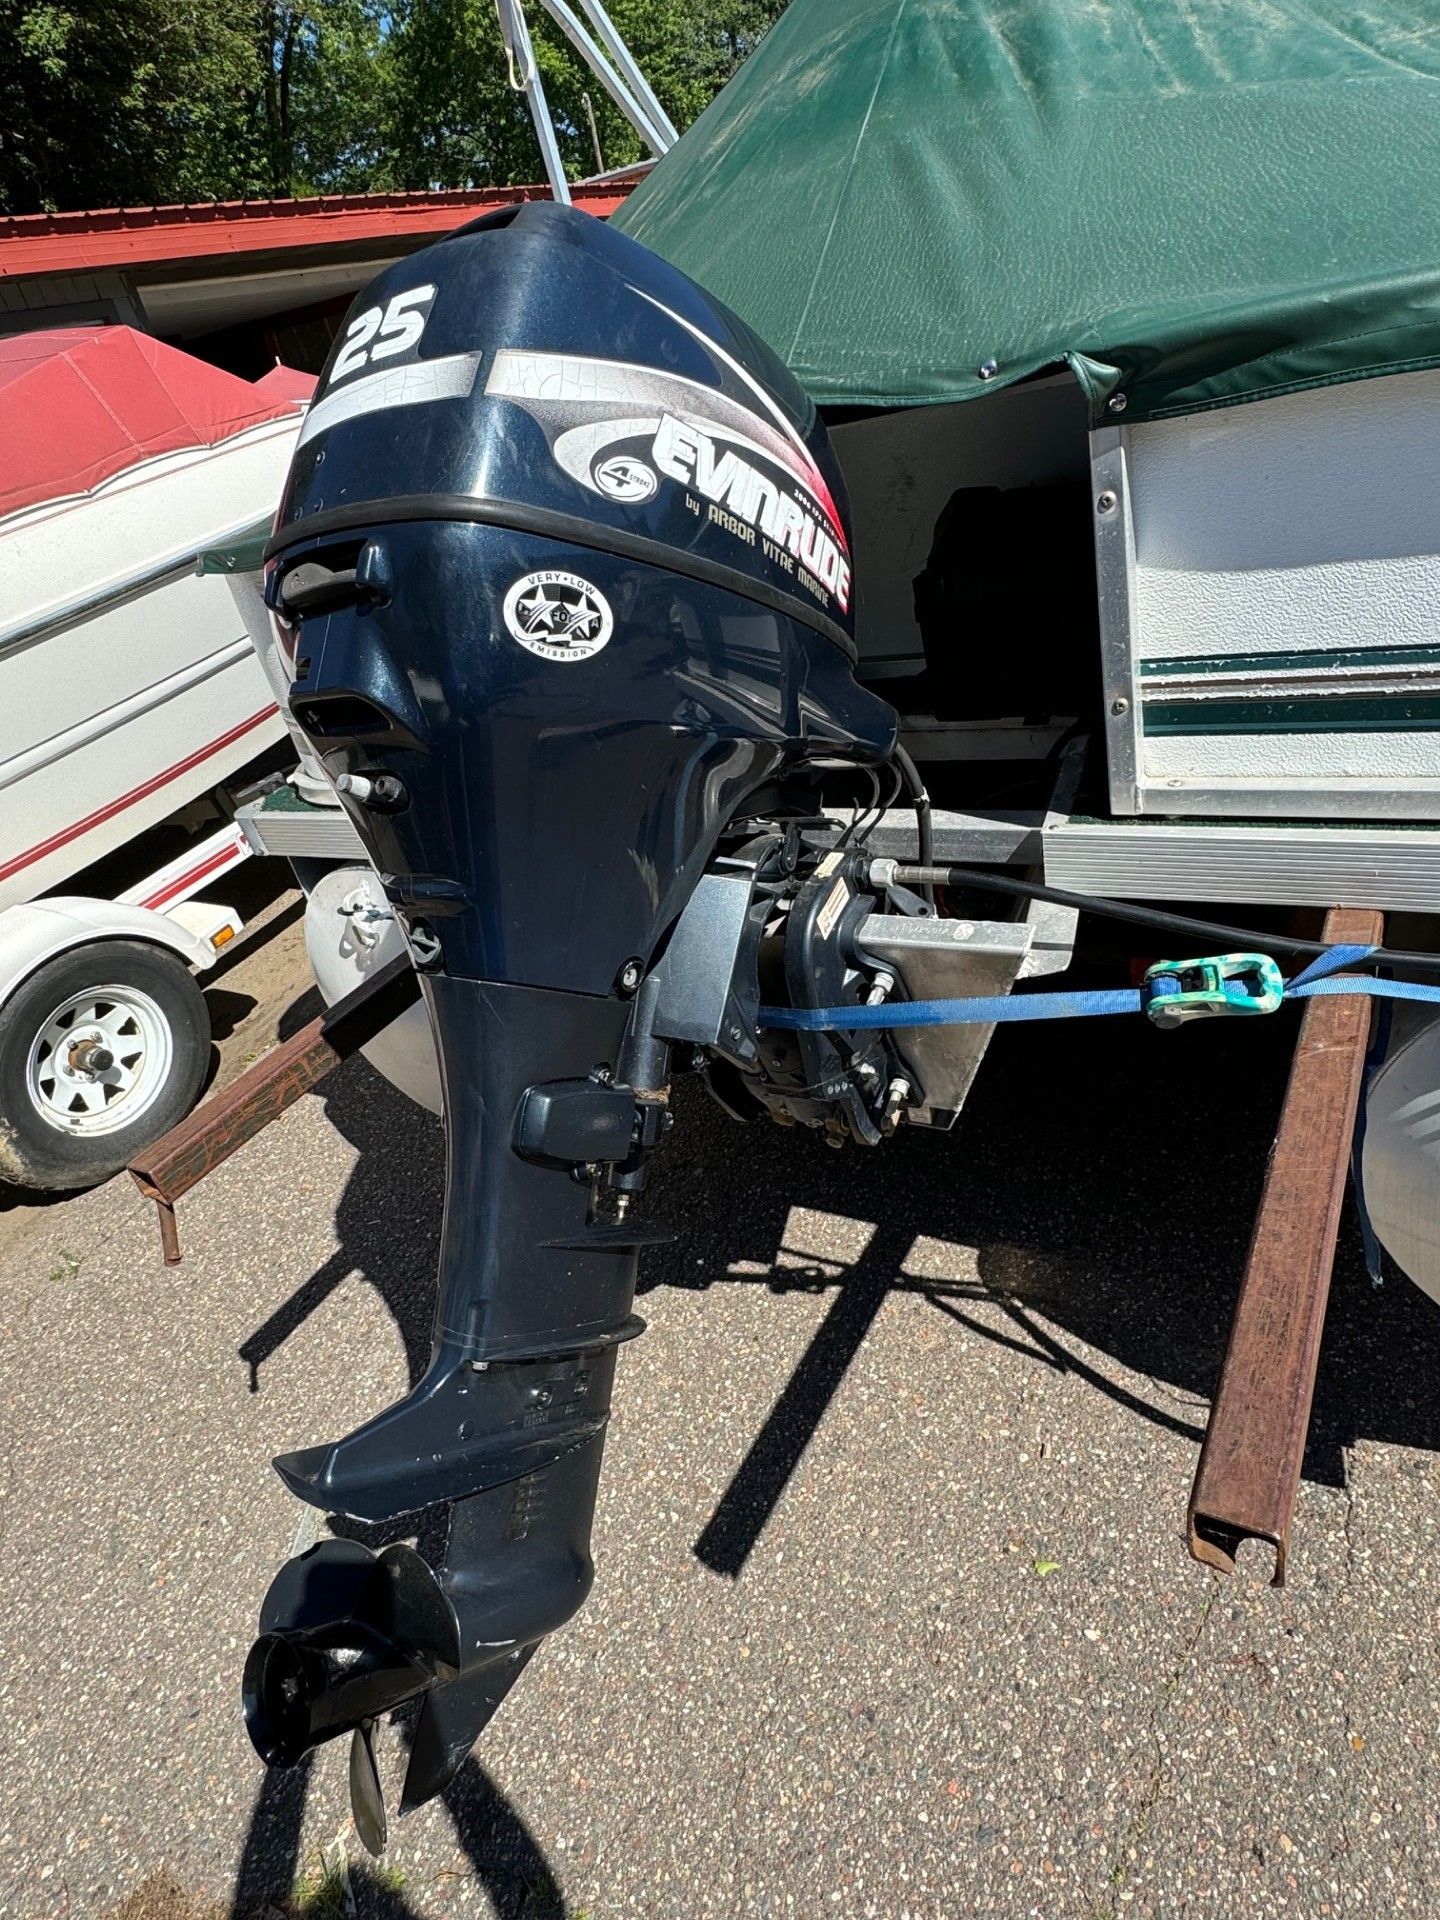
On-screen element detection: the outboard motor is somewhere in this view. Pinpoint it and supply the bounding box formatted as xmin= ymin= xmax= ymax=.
xmin=246 ymin=203 xmax=919 ymax=1845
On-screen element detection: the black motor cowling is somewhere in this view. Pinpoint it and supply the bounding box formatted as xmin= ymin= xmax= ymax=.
xmin=247 ymin=203 xmax=896 ymax=1837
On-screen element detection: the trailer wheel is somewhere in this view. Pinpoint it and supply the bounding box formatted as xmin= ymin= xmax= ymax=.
xmin=0 ymin=940 xmax=210 ymax=1192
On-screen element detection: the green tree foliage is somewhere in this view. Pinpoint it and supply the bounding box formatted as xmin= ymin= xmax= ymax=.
xmin=0 ymin=0 xmax=787 ymax=214
xmin=256 ymin=0 xmax=392 ymax=195
xmin=379 ymin=0 xmax=784 ymax=190
xmin=0 ymin=0 xmax=265 ymax=211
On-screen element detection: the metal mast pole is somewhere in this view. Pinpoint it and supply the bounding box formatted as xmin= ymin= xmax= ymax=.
xmin=573 ymin=0 xmax=678 ymax=145
xmin=534 ymin=0 xmax=672 ymax=156
xmin=494 ymin=0 xmax=572 ymax=204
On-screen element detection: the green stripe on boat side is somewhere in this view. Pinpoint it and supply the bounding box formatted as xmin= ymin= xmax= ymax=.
xmin=1145 ymin=694 xmax=1440 ymax=736
xmin=1139 ymin=644 xmax=1440 ymax=680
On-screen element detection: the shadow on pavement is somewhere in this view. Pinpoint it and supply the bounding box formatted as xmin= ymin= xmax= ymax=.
xmin=232 ymin=1752 xmax=567 ymax=1918
xmin=235 ymin=990 xmax=444 ymax=1393
xmin=240 ymin=985 xmax=1440 ymax=1571
xmin=203 ymin=987 xmax=260 ymax=1044
xmin=634 ymin=1001 xmax=1440 ymax=1573
xmin=227 ymin=980 xmax=1440 ymax=1907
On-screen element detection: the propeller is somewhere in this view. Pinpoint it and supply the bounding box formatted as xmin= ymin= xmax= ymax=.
xmin=349 ymin=1719 xmax=388 ymax=1856
xmin=243 ymin=1539 xmax=460 ymax=1791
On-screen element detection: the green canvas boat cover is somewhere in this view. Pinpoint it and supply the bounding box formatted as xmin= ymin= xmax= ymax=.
xmin=614 ymin=0 xmax=1440 ymax=422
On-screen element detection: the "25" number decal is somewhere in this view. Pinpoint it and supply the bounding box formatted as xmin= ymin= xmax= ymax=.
xmin=330 ymin=284 xmax=437 ymax=385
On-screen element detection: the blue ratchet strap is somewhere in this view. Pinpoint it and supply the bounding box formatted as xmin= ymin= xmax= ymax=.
xmin=759 ymin=944 xmax=1440 ymax=1031
xmin=759 ymin=989 xmax=1142 ymax=1030
xmin=760 ymin=940 xmax=1426 ymax=1282
xmin=1285 ymin=943 xmax=1376 ymax=989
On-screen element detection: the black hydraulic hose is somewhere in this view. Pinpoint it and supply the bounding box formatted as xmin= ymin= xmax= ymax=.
xmin=883 ymin=862 xmax=1440 ymax=977
xmin=891 ymin=746 xmax=934 ymax=905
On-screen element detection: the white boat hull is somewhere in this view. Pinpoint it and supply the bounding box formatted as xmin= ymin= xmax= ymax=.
xmin=0 ymin=415 xmax=299 ymax=911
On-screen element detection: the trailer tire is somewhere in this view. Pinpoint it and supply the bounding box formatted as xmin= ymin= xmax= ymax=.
xmin=0 ymin=940 xmax=210 ymax=1192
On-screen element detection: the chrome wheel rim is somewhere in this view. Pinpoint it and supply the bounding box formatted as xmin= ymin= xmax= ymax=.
xmin=25 ymin=983 xmax=175 ymax=1137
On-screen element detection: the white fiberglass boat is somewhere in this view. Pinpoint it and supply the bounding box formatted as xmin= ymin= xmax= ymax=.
xmin=0 ymin=326 xmax=310 ymax=906
xmin=0 ymin=325 xmax=311 ymax=1188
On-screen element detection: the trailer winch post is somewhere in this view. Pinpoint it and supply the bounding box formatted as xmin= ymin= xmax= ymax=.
xmin=1186 ymin=905 xmax=1383 ymax=1585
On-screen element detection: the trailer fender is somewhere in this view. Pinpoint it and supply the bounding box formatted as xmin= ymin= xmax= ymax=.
xmin=1360 ymin=1006 xmax=1440 ymax=1308
xmin=302 ymin=865 xmax=439 ymax=1114
xmin=0 ymin=898 xmax=218 ymax=1005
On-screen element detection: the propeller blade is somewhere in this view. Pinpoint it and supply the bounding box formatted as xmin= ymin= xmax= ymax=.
xmin=349 ymin=1719 xmax=388 ymax=1856
xmin=400 ymin=1647 xmax=535 ymax=1813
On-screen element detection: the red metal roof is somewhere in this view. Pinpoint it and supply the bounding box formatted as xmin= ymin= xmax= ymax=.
xmin=0 ymin=181 xmax=632 ymax=280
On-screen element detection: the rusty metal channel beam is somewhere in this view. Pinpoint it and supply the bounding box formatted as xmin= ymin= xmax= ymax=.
xmin=128 ymin=953 xmax=421 ymax=1264
xmin=1187 ymin=904 xmax=1384 ymax=1585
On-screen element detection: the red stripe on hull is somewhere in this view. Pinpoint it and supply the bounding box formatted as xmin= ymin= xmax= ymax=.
xmin=0 ymin=705 xmax=278 ymax=887
xmin=139 ymin=838 xmax=248 ymax=911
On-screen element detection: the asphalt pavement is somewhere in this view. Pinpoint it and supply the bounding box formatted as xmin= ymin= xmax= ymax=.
xmin=1 ymin=897 xmax=1438 ymax=1920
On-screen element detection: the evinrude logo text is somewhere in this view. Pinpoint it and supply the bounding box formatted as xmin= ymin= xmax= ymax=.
xmin=650 ymin=415 xmax=852 ymax=611
xmin=483 ymin=346 xmax=853 ymax=616
xmin=502 ymin=571 xmax=613 ymax=662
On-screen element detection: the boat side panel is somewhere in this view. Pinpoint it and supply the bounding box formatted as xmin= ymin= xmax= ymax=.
xmin=0 ymin=416 xmax=300 ymax=625
xmin=0 ymin=653 xmax=283 ymax=911
xmin=1107 ymin=367 xmax=1440 ymax=814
